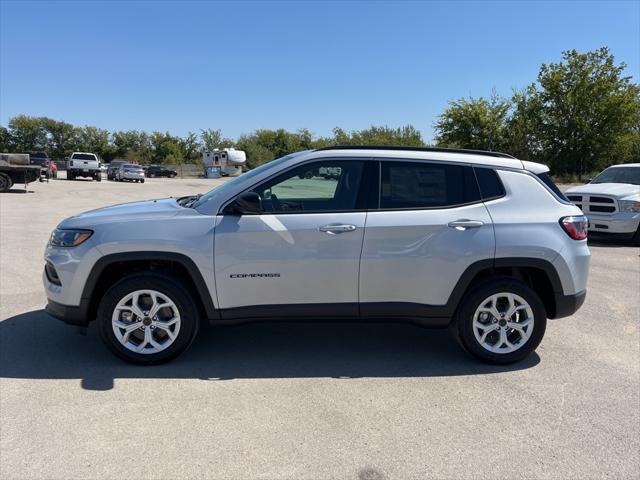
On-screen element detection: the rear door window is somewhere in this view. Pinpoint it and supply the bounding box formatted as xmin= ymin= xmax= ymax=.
xmin=380 ymin=161 xmax=480 ymax=209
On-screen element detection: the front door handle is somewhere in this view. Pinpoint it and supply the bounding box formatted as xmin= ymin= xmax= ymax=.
xmin=319 ymin=224 xmax=357 ymax=234
xmin=447 ymin=219 xmax=484 ymax=230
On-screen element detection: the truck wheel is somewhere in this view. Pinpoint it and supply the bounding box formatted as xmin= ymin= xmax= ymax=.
xmin=97 ymin=273 xmax=200 ymax=365
xmin=452 ymin=277 xmax=547 ymax=364
xmin=141 ymin=179 xmax=145 ymax=183
xmin=68 ymin=172 xmax=75 ymax=180
xmin=0 ymin=173 xmax=12 ymax=192
xmin=96 ymin=174 xmax=102 ymax=182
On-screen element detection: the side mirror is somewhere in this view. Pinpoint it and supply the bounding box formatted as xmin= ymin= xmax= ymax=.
xmin=585 ymin=178 xmax=592 ymax=184
xmin=233 ymin=191 xmax=262 ymax=214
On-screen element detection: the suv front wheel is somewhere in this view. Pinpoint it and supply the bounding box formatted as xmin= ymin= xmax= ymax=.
xmin=453 ymin=278 xmax=547 ymax=364
xmin=97 ymin=273 xmax=200 ymax=364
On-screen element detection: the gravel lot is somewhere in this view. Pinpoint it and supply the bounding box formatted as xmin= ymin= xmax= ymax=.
xmin=1 ymin=174 xmax=638 ymax=480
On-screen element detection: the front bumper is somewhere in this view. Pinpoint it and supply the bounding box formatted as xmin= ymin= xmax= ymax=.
xmin=552 ymin=289 xmax=587 ymax=319
xmin=587 ymin=212 xmax=640 ymax=234
xmin=46 ymin=298 xmax=91 ymax=326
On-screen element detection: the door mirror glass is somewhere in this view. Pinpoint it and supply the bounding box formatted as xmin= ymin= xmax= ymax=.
xmin=234 ymin=191 xmax=262 ymax=214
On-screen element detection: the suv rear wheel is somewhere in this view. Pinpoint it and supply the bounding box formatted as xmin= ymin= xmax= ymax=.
xmin=453 ymin=278 xmax=547 ymax=364
xmin=97 ymin=273 xmax=200 ymax=364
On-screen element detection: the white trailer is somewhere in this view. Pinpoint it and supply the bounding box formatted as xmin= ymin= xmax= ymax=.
xmin=203 ymin=148 xmax=246 ymax=177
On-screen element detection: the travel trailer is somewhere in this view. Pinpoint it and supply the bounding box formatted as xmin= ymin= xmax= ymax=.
xmin=202 ymin=148 xmax=246 ymax=176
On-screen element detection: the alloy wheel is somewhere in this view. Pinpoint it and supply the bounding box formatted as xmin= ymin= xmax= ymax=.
xmin=111 ymin=289 xmax=181 ymax=354
xmin=472 ymin=292 xmax=534 ymax=354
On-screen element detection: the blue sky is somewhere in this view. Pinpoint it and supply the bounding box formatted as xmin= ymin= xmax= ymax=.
xmin=1 ymin=0 xmax=638 ymax=142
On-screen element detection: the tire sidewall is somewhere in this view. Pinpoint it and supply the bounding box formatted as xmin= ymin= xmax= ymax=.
xmin=456 ymin=278 xmax=547 ymax=364
xmin=97 ymin=274 xmax=200 ymax=364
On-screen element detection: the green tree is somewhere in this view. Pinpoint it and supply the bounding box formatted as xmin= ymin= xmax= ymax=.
xmin=179 ymin=132 xmax=201 ymax=163
xmin=41 ymin=118 xmax=77 ymax=160
xmin=527 ymin=47 xmax=640 ymax=174
xmin=200 ymin=129 xmax=234 ymax=151
xmin=7 ymin=115 xmax=48 ymax=151
xmin=76 ymin=126 xmax=114 ymax=161
xmin=434 ymin=93 xmax=510 ymax=151
xmin=0 ymin=126 xmax=12 ymax=152
xmin=339 ymin=125 xmax=424 ymax=146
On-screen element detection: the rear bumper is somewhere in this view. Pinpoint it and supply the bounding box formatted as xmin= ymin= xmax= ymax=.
xmin=552 ymin=289 xmax=587 ymax=319
xmin=69 ymin=169 xmax=100 ymax=176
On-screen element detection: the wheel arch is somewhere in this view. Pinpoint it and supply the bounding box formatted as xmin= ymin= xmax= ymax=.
xmin=83 ymin=252 xmax=218 ymax=323
xmin=448 ymin=257 xmax=564 ymax=319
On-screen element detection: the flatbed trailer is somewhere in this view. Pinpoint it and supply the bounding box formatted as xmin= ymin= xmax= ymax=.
xmin=0 ymin=153 xmax=43 ymax=192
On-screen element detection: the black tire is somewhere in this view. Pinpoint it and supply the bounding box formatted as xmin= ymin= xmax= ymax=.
xmin=96 ymin=174 xmax=102 ymax=182
xmin=632 ymin=225 xmax=640 ymax=247
xmin=0 ymin=173 xmax=12 ymax=192
xmin=452 ymin=277 xmax=547 ymax=364
xmin=141 ymin=179 xmax=145 ymax=183
xmin=97 ymin=273 xmax=200 ymax=365
xmin=68 ymin=172 xmax=75 ymax=180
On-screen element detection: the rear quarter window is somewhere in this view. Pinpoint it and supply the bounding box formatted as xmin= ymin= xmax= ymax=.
xmin=474 ymin=167 xmax=505 ymax=200
xmin=536 ymin=172 xmax=569 ymax=202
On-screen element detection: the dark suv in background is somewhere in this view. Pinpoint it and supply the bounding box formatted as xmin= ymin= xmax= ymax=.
xmin=145 ymin=165 xmax=177 ymax=178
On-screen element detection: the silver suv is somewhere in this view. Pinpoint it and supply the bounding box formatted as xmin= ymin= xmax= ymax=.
xmin=43 ymin=146 xmax=590 ymax=365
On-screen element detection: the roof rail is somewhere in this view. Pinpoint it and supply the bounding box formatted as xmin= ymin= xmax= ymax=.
xmin=314 ymin=145 xmax=516 ymax=159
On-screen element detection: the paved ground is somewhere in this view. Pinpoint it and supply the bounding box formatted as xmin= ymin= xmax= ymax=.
xmin=1 ymin=174 xmax=638 ymax=480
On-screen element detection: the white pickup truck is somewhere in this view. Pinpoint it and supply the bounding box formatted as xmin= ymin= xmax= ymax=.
xmin=66 ymin=152 xmax=102 ymax=181
xmin=566 ymin=163 xmax=640 ymax=245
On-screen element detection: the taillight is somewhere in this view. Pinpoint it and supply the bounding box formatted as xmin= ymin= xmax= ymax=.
xmin=560 ymin=215 xmax=588 ymax=240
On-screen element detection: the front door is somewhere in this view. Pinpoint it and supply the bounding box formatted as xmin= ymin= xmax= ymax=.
xmin=214 ymin=159 xmax=367 ymax=319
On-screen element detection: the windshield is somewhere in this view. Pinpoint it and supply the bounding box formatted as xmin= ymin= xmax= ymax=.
xmin=191 ymin=152 xmax=304 ymax=209
xmin=592 ymin=166 xmax=640 ymax=186
xmin=71 ymin=153 xmax=97 ymax=161
xmin=123 ymin=164 xmax=141 ymax=169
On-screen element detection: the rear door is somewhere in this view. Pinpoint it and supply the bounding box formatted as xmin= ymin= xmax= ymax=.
xmin=359 ymin=160 xmax=495 ymax=317
xmin=214 ymin=159 xmax=371 ymax=318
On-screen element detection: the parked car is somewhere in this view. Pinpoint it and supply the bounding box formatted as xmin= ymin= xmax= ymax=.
xmin=115 ymin=163 xmax=145 ymax=183
xmin=44 ymin=146 xmax=590 ymax=365
xmin=67 ymin=152 xmax=101 ymax=181
xmin=107 ymin=160 xmax=128 ymax=180
xmin=565 ymin=164 xmax=640 ymax=245
xmin=28 ymin=151 xmax=56 ymax=179
xmin=146 ymin=165 xmax=177 ymax=178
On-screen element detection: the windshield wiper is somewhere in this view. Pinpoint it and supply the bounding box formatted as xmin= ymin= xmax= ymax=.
xmin=179 ymin=193 xmax=203 ymax=208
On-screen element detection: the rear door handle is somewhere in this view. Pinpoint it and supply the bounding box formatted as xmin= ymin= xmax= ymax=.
xmin=447 ymin=219 xmax=484 ymax=230
xmin=319 ymin=224 xmax=357 ymax=234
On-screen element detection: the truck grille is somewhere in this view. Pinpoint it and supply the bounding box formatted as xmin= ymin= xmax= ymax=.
xmin=566 ymin=195 xmax=617 ymax=214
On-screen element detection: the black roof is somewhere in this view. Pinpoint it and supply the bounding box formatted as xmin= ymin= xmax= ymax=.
xmin=314 ymin=145 xmax=516 ymax=159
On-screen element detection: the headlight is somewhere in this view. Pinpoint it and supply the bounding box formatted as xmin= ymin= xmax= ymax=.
xmin=619 ymin=200 xmax=640 ymax=213
xmin=49 ymin=228 xmax=93 ymax=247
